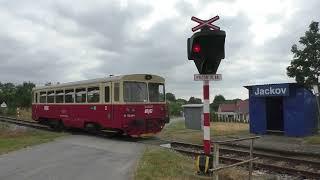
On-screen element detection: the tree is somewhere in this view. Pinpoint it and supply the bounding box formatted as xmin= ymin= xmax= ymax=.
xmin=210 ymin=94 xmax=226 ymax=112
xmin=0 ymin=83 xmax=16 ymax=108
xmin=169 ymin=102 xmax=183 ymax=116
xmin=176 ymin=98 xmax=187 ymax=105
xmin=15 ymin=82 xmax=35 ymax=108
xmin=0 ymin=81 xmax=35 ymax=111
xmin=187 ymin=97 xmax=202 ymax=104
xmin=287 ymin=21 xmax=320 ymax=88
xmin=166 ymin=92 xmax=176 ymax=102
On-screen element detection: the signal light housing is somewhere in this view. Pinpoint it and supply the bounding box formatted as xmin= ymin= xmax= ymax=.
xmin=192 ymin=44 xmax=201 ymax=53
xmin=187 ymin=29 xmax=226 ymax=74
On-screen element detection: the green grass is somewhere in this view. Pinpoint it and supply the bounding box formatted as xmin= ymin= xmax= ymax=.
xmin=0 ymin=123 xmax=66 ymax=154
xmin=158 ymin=121 xmax=249 ymax=144
xmin=135 ymin=121 xmax=251 ymax=179
xmin=135 ymin=146 xmax=261 ymax=180
xmin=304 ymin=134 xmax=320 ymax=144
xmin=135 ymin=146 xmax=196 ymax=180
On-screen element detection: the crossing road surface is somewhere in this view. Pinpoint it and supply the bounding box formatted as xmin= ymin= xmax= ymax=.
xmin=0 ymin=135 xmax=144 ymax=180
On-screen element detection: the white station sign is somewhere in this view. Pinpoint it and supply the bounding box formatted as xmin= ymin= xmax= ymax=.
xmin=194 ymin=74 xmax=222 ymax=81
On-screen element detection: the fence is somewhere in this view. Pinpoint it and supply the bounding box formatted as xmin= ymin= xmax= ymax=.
xmin=210 ymin=136 xmax=260 ymax=180
xmin=211 ymin=112 xmax=250 ymax=123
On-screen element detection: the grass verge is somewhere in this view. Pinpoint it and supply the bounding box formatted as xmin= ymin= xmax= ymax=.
xmin=304 ymin=134 xmax=320 ymax=144
xmin=0 ymin=122 xmax=66 ymax=155
xmin=136 ymin=119 xmax=270 ymax=179
xmin=135 ymin=146 xmax=259 ymax=180
xmin=135 ymin=146 xmax=196 ymax=180
xmin=158 ymin=120 xmax=249 ymax=144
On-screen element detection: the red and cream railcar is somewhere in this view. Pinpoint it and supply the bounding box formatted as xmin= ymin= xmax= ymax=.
xmin=32 ymin=74 xmax=169 ymax=137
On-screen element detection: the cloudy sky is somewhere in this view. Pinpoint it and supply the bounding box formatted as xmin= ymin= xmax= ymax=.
xmin=0 ymin=0 xmax=319 ymax=100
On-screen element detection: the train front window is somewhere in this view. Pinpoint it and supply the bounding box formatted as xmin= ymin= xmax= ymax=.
xmin=148 ymin=83 xmax=165 ymax=102
xmin=124 ymin=82 xmax=147 ymax=102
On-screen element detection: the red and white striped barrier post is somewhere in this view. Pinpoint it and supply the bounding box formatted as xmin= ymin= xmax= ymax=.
xmin=194 ymin=75 xmax=222 ymax=173
xmin=203 ymin=80 xmax=211 ymax=155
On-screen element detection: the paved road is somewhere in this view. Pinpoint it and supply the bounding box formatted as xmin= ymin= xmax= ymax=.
xmin=0 ymin=135 xmax=144 ymax=180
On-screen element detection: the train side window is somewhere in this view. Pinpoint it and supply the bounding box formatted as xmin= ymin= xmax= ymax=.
xmin=76 ymin=88 xmax=86 ymax=103
xmin=40 ymin=91 xmax=47 ymax=103
xmin=148 ymin=83 xmax=165 ymax=102
xmin=35 ymin=92 xmax=38 ymax=103
xmin=65 ymin=89 xmax=75 ymax=103
xmin=105 ymin=86 xmax=110 ymax=103
xmin=114 ymin=83 xmax=119 ymax=102
xmin=88 ymin=87 xmax=99 ymax=103
xmin=47 ymin=91 xmax=55 ymax=103
xmin=55 ymin=90 xmax=64 ymax=103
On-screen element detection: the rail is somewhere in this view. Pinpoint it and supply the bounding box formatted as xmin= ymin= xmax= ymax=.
xmin=0 ymin=116 xmax=51 ymax=131
xmin=210 ymin=136 xmax=260 ymax=180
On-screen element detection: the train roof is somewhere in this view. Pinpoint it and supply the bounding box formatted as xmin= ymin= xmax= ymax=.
xmin=33 ymin=74 xmax=165 ymax=91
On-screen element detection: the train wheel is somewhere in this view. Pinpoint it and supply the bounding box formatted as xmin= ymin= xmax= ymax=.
xmin=84 ymin=123 xmax=100 ymax=133
xmin=49 ymin=120 xmax=64 ymax=132
xmin=111 ymin=130 xmax=124 ymax=137
xmin=38 ymin=118 xmax=49 ymax=126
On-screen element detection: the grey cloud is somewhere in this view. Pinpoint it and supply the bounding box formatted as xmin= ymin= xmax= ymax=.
xmin=0 ymin=0 xmax=318 ymax=100
xmin=53 ymin=1 xmax=152 ymax=51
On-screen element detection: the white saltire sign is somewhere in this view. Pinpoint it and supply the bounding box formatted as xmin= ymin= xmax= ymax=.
xmin=1 ymin=102 xmax=7 ymax=108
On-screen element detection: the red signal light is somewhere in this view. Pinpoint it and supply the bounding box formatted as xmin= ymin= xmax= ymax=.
xmin=193 ymin=44 xmax=201 ymax=53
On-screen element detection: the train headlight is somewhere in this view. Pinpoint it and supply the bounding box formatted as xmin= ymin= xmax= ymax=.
xmin=145 ymin=75 xmax=152 ymax=80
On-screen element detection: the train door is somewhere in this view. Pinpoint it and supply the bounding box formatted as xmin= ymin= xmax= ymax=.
xmin=112 ymin=82 xmax=121 ymax=128
xmin=266 ymin=97 xmax=284 ymax=133
xmin=32 ymin=91 xmax=38 ymax=120
xmin=103 ymin=82 xmax=113 ymax=126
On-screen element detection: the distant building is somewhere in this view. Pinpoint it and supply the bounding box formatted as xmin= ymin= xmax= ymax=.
xmin=245 ymin=83 xmax=317 ymax=137
xmin=217 ymin=99 xmax=249 ymax=122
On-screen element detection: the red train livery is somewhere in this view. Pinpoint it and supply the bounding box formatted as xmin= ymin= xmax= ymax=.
xmin=32 ymin=74 xmax=169 ymax=137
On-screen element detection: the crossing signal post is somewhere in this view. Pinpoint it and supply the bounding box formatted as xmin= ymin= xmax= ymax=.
xmin=188 ymin=15 xmax=226 ymax=174
xmin=187 ymin=17 xmax=226 ymax=74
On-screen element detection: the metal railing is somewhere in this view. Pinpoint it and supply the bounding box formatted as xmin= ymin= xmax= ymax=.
xmin=209 ymin=136 xmax=260 ymax=180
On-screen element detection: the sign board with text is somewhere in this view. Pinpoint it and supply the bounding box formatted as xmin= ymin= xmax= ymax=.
xmin=252 ymin=84 xmax=289 ymax=97
xmin=194 ymin=74 xmax=222 ymax=81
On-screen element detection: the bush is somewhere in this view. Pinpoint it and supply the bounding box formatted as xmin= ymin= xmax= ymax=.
xmin=210 ymin=112 xmax=218 ymax=122
xmin=0 ymin=108 xmax=6 ymax=115
xmin=169 ymin=102 xmax=183 ymax=116
xmin=6 ymin=107 xmax=17 ymax=116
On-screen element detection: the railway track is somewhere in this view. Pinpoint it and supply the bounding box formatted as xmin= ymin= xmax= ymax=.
xmin=0 ymin=116 xmax=50 ymax=131
xmin=2 ymin=116 xmax=320 ymax=178
xmin=0 ymin=116 xmax=170 ymax=144
xmin=170 ymin=141 xmax=320 ymax=179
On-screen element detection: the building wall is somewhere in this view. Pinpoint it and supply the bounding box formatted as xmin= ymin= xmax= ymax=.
xmin=247 ymin=83 xmax=317 ymax=137
xmin=217 ymin=100 xmax=249 ymax=122
xmin=283 ymin=86 xmax=302 ymax=136
xmin=249 ymin=94 xmax=266 ymax=134
xmin=303 ymin=88 xmax=317 ymax=135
